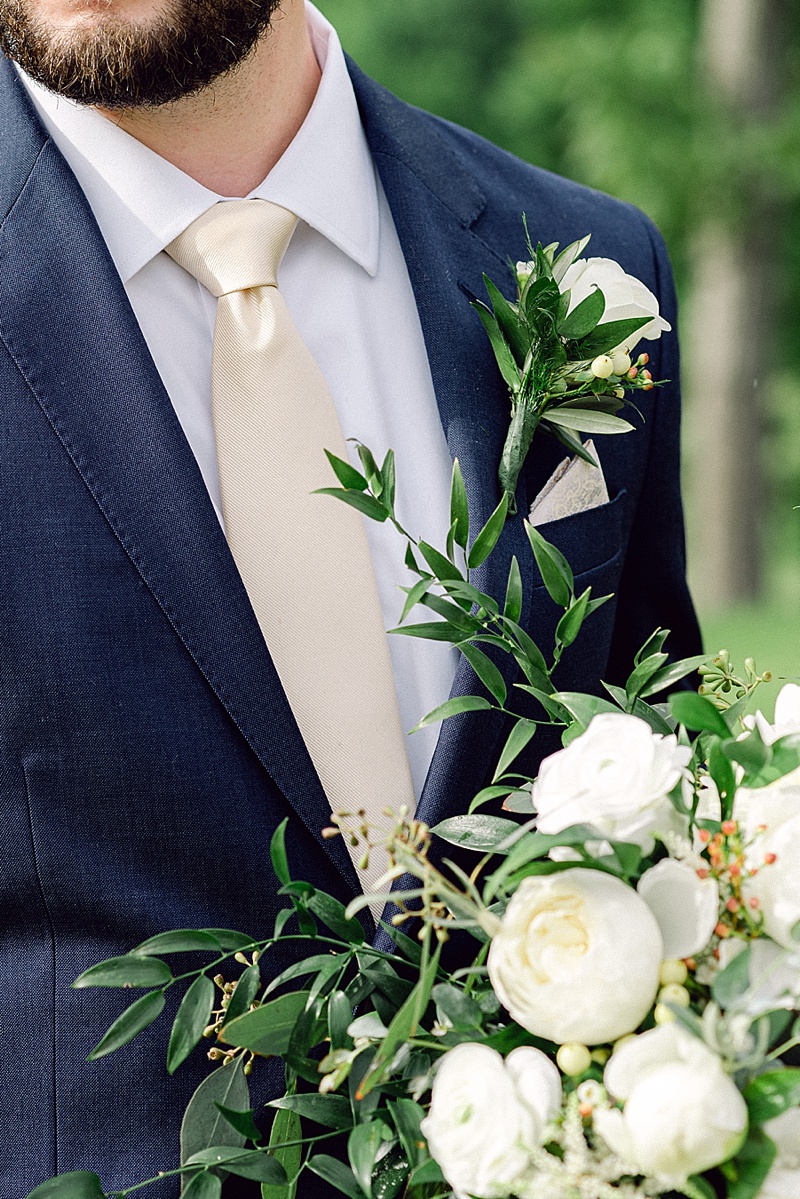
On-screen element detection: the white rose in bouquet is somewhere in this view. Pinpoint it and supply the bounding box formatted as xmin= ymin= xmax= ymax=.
xmin=420 ymin=1043 xmax=561 ymax=1199
xmin=745 ymin=682 xmax=800 ymax=747
xmin=734 ymin=771 xmax=800 ymax=951
xmin=594 ymin=1025 xmax=748 ymax=1185
xmin=758 ymin=1107 xmax=800 ymax=1198
xmin=487 ymin=868 xmax=662 ymax=1045
xmin=637 ymin=859 xmax=720 ymax=960
xmin=559 ymin=256 xmax=672 ymax=352
xmin=532 ymin=713 xmax=692 ymax=853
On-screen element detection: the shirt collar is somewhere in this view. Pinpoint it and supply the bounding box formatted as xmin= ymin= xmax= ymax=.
xmin=16 ymin=1 xmax=380 ymax=284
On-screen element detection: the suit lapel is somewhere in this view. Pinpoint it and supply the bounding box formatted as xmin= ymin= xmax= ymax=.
xmin=0 ymin=62 xmax=359 ymax=890
xmin=350 ymin=64 xmax=535 ymax=828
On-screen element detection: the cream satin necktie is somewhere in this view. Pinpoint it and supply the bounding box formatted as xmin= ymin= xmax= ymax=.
xmin=166 ymin=200 xmax=414 ymax=896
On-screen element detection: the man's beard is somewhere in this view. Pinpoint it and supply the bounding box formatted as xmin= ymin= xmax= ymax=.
xmin=0 ymin=0 xmax=284 ymax=108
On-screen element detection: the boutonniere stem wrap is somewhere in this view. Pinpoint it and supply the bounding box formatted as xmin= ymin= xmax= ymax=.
xmin=472 ymin=232 xmax=671 ymax=513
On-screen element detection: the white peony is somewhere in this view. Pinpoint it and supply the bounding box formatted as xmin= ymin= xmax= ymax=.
xmin=758 ymin=1107 xmax=800 ymax=1198
xmin=637 ymin=859 xmax=720 ymax=960
xmin=420 ymin=1043 xmax=561 ymax=1199
xmin=744 ymin=683 xmax=800 ymax=747
xmin=487 ymin=868 xmax=662 ymax=1045
xmin=734 ymin=764 xmax=800 ymax=951
xmin=559 ymin=256 xmax=672 ymax=352
xmin=595 ymin=1025 xmax=748 ymax=1185
xmin=532 ymin=713 xmax=692 ymax=853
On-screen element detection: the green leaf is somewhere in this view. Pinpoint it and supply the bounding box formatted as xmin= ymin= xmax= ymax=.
xmin=417 ymin=539 xmax=465 ymax=584
xmin=473 ymin=298 xmax=521 ymax=394
xmin=555 ymin=586 xmax=591 ymax=648
xmin=263 ymin=953 xmax=346 ymax=999
xmin=328 ymin=989 xmax=355 ymax=1050
xmin=419 ymin=591 xmax=479 ymax=633
xmin=680 ymin=1178 xmax=718 ymax=1199
xmin=270 ymin=1093 xmax=353 ymax=1130
xmin=168 ymin=974 xmax=215 ymax=1075
xmin=324 ymin=450 xmax=368 ymax=492
xmin=408 ymin=1158 xmax=445 ymax=1187
xmin=493 ymin=718 xmax=537 ymax=781
xmin=355 ymin=443 xmax=382 ymax=494
xmin=73 ymin=954 xmax=172 ymax=990
xmin=625 ymin=652 xmax=669 ymax=703
xmin=669 ymin=692 xmax=730 ymax=738
xmin=87 ymin=989 xmax=165 ymax=1061
xmin=726 ymin=1127 xmax=777 ymax=1199
xmin=222 ymin=961 xmax=261 ymax=1027
xmin=181 ymin=1058 xmax=250 ymax=1168
xmin=458 ymin=643 xmax=507 ymax=706
xmin=552 ymin=692 xmax=620 ymax=727
xmin=544 ymin=408 xmax=635 ymax=435
xmin=221 ymin=991 xmax=311 ymax=1057
xmin=270 ymin=818 xmax=292 ymax=887
xmin=467 ymin=492 xmax=510 ymax=570
xmin=639 ymin=654 xmax=709 ymax=698
xmin=575 ymin=316 xmax=651 ymax=358
xmin=398 ymin=576 xmax=433 ymax=624
xmin=432 ymin=983 xmax=483 ymax=1030
xmin=25 ymin=1173 xmax=105 ymax=1199
xmin=709 ymin=742 xmax=737 ymax=820
xmin=525 ymin=522 xmax=573 ymax=607
xmin=313 ymin=489 xmax=388 ymax=522
xmin=307 ymin=1156 xmax=366 ymax=1199
xmin=503 ymin=556 xmax=523 ymax=623
xmin=308 ymin=892 xmax=365 ymax=944
xmin=201 ymin=929 xmax=255 ymax=952
xmin=725 ymin=732 xmax=771 ymax=776
xmin=744 ymin=1068 xmax=800 ymax=1122
xmin=389 ymin=621 xmax=470 ymax=643
xmin=543 ymin=421 xmax=600 ymax=465
xmin=411 ymin=695 xmax=492 ymax=731
xmin=263 ymin=1107 xmax=302 ymax=1199
xmin=388 ymin=1099 xmax=426 ymax=1171
xmin=484 ymin=276 xmax=530 ymax=367
xmin=349 ymin=1121 xmax=389 ymax=1198
xmin=186 ymin=1148 xmax=286 ymax=1185
xmin=357 ymin=943 xmax=441 ymax=1099
xmin=380 ymin=449 xmax=396 ymax=516
xmin=712 ymin=945 xmax=752 ymax=1009
xmin=134 ymin=930 xmax=223 ymax=955
xmin=432 ymin=813 xmax=521 ymax=852
xmin=181 ymin=1173 xmax=223 ymax=1199
xmin=635 ymin=628 xmax=670 ymax=664
xmin=214 ymin=1104 xmax=262 ymax=1143
xmin=450 ymin=459 xmax=470 ymax=551
xmin=560 ymin=286 xmax=605 ymax=339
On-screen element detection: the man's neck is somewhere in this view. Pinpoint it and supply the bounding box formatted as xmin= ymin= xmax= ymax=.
xmin=96 ymin=2 xmax=321 ymax=197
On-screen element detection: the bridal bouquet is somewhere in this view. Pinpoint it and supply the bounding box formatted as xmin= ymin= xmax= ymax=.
xmin=27 ymin=238 xmax=800 ymax=1199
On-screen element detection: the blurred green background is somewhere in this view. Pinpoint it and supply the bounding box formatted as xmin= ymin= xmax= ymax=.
xmin=319 ymin=0 xmax=800 ymax=714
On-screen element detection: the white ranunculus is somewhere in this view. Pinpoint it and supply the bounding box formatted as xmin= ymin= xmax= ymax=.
xmin=487 ymin=868 xmax=662 ymax=1045
xmin=758 ymin=1107 xmax=800 ymax=1198
xmin=420 ymin=1043 xmax=561 ymax=1199
xmin=595 ymin=1025 xmax=748 ymax=1185
xmin=559 ymin=256 xmax=671 ymax=353
xmin=532 ymin=713 xmax=692 ymax=853
xmin=637 ymin=859 xmax=720 ymax=960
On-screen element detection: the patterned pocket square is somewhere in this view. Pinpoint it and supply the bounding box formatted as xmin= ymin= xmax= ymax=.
xmin=528 ymin=440 xmax=610 ymax=527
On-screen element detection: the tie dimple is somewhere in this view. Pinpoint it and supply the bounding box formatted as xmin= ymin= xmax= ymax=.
xmin=166 ymin=199 xmax=298 ymax=297
xmin=164 ymin=199 xmax=415 ymax=907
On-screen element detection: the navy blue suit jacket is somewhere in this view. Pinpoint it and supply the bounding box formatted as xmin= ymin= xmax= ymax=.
xmin=0 ymin=54 xmax=700 ymax=1197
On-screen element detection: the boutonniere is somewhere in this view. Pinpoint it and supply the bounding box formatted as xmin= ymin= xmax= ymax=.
xmin=472 ymin=231 xmax=671 ymax=512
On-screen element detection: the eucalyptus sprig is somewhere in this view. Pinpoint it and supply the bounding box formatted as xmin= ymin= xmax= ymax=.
xmin=472 ymin=231 xmax=666 ymax=511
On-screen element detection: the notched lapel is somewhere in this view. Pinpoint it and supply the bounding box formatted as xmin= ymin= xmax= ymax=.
xmin=0 ymin=67 xmax=359 ymax=892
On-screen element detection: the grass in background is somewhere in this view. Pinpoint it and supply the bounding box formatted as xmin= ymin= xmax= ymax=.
xmin=698 ymin=603 xmax=800 ymax=721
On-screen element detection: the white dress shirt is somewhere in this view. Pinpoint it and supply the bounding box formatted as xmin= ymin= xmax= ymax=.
xmin=18 ymin=2 xmax=457 ymax=798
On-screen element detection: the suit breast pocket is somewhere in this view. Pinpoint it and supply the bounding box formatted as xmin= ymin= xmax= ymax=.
xmin=531 ymin=486 xmax=629 ymax=584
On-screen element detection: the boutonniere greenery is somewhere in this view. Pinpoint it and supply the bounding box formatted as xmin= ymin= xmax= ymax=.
xmin=472 ymin=231 xmax=671 ymax=511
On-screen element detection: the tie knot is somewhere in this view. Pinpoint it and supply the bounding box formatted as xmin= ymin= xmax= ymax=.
xmin=165 ymin=199 xmax=298 ymax=297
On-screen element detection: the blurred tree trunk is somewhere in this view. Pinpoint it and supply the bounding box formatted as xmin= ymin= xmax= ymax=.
xmin=685 ymin=0 xmax=785 ymax=608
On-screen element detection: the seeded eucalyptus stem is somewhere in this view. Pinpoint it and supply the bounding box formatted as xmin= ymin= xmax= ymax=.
xmin=498 ymin=393 xmax=541 ymax=515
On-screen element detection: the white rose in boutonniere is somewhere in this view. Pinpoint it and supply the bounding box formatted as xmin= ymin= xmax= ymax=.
xmin=420 ymin=1042 xmax=561 ymax=1199
xmin=487 ymin=868 xmax=662 ymax=1044
xmin=559 ymin=256 xmax=671 ymax=352
xmin=594 ymin=1025 xmax=748 ymax=1185
xmin=532 ymin=712 xmax=692 ymax=853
